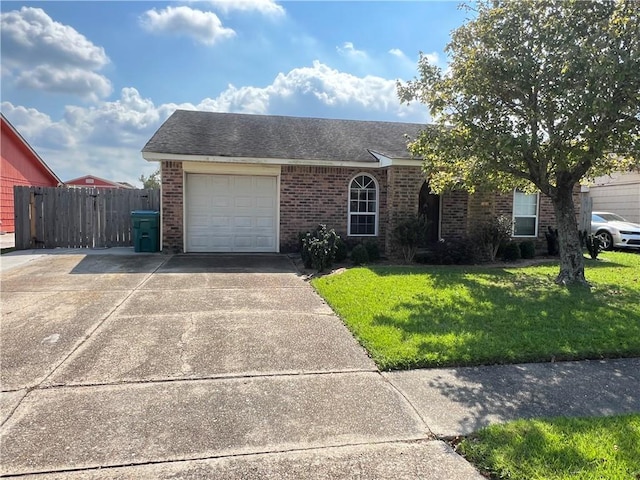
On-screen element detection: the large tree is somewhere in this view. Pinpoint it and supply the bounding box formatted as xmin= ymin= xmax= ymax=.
xmin=398 ymin=0 xmax=639 ymax=285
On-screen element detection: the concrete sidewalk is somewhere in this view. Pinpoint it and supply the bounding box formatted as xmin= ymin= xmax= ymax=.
xmin=1 ymin=252 xmax=638 ymax=478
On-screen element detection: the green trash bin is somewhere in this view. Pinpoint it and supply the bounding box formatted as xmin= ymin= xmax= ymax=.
xmin=131 ymin=210 xmax=159 ymax=252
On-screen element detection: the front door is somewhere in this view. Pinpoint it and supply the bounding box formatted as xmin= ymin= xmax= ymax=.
xmin=418 ymin=182 xmax=440 ymax=244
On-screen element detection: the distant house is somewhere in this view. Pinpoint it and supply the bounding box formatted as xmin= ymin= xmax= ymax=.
xmin=142 ymin=110 xmax=580 ymax=255
xmin=65 ymin=175 xmax=135 ymax=189
xmin=1 ymin=113 xmax=62 ymax=233
xmin=586 ymin=171 xmax=640 ymax=223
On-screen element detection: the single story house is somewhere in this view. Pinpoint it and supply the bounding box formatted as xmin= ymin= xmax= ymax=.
xmin=65 ymin=175 xmax=135 ymax=189
xmin=1 ymin=113 xmax=62 ymax=233
xmin=142 ymin=110 xmax=575 ymax=255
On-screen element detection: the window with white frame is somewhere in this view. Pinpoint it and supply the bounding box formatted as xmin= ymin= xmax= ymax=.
xmin=513 ymin=190 xmax=539 ymax=236
xmin=348 ymin=174 xmax=378 ymax=236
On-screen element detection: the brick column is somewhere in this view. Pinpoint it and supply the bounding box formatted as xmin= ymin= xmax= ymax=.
xmin=161 ymin=161 xmax=183 ymax=253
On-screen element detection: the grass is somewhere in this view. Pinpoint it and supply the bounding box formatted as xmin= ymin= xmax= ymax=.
xmin=458 ymin=414 xmax=640 ymax=480
xmin=311 ymin=251 xmax=640 ymax=370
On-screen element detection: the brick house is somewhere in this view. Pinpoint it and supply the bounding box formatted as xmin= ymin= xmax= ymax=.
xmin=142 ymin=110 xmax=572 ymax=255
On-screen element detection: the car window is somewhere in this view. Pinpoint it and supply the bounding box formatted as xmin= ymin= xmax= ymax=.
xmin=592 ymin=214 xmax=605 ymax=223
xmin=597 ymin=213 xmax=626 ymax=222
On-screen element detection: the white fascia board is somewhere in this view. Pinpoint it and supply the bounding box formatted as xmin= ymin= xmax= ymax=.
xmin=142 ymin=151 xmax=379 ymax=169
xmin=367 ymin=149 xmax=422 ymax=168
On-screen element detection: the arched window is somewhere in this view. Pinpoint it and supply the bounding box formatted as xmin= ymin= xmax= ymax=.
xmin=348 ymin=174 xmax=378 ymax=236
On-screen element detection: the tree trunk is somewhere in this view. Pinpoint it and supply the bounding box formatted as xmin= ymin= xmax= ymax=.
xmin=550 ymin=186 xmax=589 ymax=286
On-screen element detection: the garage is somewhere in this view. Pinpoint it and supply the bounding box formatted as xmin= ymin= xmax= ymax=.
xmin=185 ymin=174 xmax=278 ymax=252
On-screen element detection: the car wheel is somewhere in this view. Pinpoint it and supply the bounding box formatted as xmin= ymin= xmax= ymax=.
xmin=596 ymin=231 xmax=613 ymax=250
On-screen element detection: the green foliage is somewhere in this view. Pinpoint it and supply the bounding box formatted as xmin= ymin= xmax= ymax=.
xmin=545 ymin=227 xmax=560 ymax=256
xmin=502 ymin=242 xmax=522 ymax=262
xmin=476 ymin=215 xmax=513 ymax=261
xmin=139 ymin=168 xmax=160 ymax=189
xmin=300 ymin=224 xmax=341 ymax=272
xmin=334 ymin=238 xmax=348 ymax=262
xmin=350 ymin=243 xmax=369 ymax=266
xmin=364 ymin=241 xmax=381 ymax=261
xmin=421 ymin=237 xmax=482 ymax=265
xmin=519 ymin=241 xmax=536 ymax=259
xmin=580 ymin=230 xmax=601 ymax=260
xmin=460 ymin=414 xmax=640 ymax=480
xmin=311 ymin=252 xmax=640 ymax=370
xmin=392 ymin=216 xmax=427 ymax=263
xmin=398 ymin=0 xmax=639 ymax=284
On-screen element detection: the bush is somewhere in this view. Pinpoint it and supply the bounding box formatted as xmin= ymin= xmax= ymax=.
xmin=502 ymin=242 xmax=521 ymax=262
xmin=392 ymin=216 xmax=427 ymax=263
xmin=421 ymin=237 xmax=482 ymax=265
xmin=519 ymin=240 xmax=536 ymax=259
xmin=475 ymin=215 xmax=513 ymax=262
xmin=334 ymin=238 xmax=348 ymax=262
xmin=351 ymin=243 xmax=370 ymax=266
xmin=300 ymin=224 xmax=340 ymax=272
xmin=545 ymin=226 xmax=559 ymax=255
xmin=298 ymin=231 xmax=312 ymax=268
xmin=364 ymin=241 xmax=381 ymax=261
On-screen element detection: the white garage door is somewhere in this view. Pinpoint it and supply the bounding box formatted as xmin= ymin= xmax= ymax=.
xmin=186 ymin=174 xmax=278 ymax=252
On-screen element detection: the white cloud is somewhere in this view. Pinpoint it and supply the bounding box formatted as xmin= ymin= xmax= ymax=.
xmin=337 ymin=42 xmax=368 ymax=60
xmin=0 ymin=7 xmax=112 ymax=99
xmin=195 ymin=61 xmax=428 ymax=120
xmin=140 ymin=6 xmax=235 ymax=45
xmin=17 ymin=67 xmax=112 ymax=102
xmin=389 ymin=48 xmax=406 ymax=59
xmin=1 ymin=61 xmax=429 ymax=186
xmin=205 ymin=0 xmax=285 ymax=17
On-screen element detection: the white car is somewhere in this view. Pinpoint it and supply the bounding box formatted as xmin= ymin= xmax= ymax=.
xmin=591 ymin=212 xmax=640 ymax=250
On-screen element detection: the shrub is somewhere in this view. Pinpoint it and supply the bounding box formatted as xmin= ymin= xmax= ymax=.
xmin=334 ymin=238 xmax=348 ymax=262
xmin=422 ymin=237 xmax=482 ymax=265
xmin=364 ymin=241 xmax=381 ymax=261
xmin=392 ymin=216 xmax=427 ymax=263
xmin=545 ymin=226 xmax=559 ymax=255
xmin=351 ymin=243 xmax=370 ymax=266
xmin=502 ymin=242 xmax=521 ymax=262
xmin=475 ymin=215 xmax=513 ymax=262
xmin=301 ymin=224 xmax=340 ymax=272
xmin=298 ymin=231 xmax=312 ymax=268
xmin=519 ymin=240 xmax=536 ymax=259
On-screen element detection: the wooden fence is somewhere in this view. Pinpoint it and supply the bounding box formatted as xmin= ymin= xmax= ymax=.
xmin=13 ymin=186 xmax=160 ymax=250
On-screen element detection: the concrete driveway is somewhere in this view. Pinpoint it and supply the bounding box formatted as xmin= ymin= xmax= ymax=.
xmin=0 ymin=253 xmax=482 ymax=479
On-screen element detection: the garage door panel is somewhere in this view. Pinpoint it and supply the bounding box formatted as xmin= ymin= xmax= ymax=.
xmin=186 ymin=174 xmax=277 ymax=253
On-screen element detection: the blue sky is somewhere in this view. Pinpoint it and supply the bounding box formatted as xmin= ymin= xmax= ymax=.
xmin=1 ymin=1 xmax=470 ymax=186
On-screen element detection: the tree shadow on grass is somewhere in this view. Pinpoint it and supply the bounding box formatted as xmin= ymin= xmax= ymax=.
xmin=370 ymin=268 xmax=640 ymax=369
xmin=462 ymin=414 xmax=640 ymax=479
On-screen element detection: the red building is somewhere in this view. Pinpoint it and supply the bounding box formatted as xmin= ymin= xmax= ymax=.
xmin=65 ymin=175 xmax=134 ymax=189
xmin=1 ymin=113 xmax=62 ymax=233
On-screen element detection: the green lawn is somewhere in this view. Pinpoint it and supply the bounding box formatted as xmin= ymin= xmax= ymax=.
xmin=458 ymin=414 xmax=640 ymax=480
xmin=311 ymin=252 xmax=640 ymax=370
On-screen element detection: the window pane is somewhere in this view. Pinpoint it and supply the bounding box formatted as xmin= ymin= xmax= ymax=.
xmin=350 ymin=214 xmax=375 ymax=235
xmin=514 ymin=217 xmax=536 ymax=236
xmin=514 ymin=192 xmax=537 ymax=215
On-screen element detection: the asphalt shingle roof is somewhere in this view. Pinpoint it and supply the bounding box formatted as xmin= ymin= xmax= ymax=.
xmin=142 ymin=110 xmax=424 ymax=162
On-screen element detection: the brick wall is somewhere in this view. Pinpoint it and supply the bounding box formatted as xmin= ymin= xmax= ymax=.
xmin=440 ymin=190 xmax=469 ymax=239
xmin=161 ymin=161 xmax=183 ymax=253
xmin=385 ymin=166 xmax=425 ymax=255
xmin=279 ymin=165 xmax=387 ymax=252
xmin=159 ymin=160 xmax=582 ymax=257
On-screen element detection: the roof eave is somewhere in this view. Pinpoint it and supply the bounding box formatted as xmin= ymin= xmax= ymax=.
xmin=142 ymin=151 xmax=380 ymax=168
